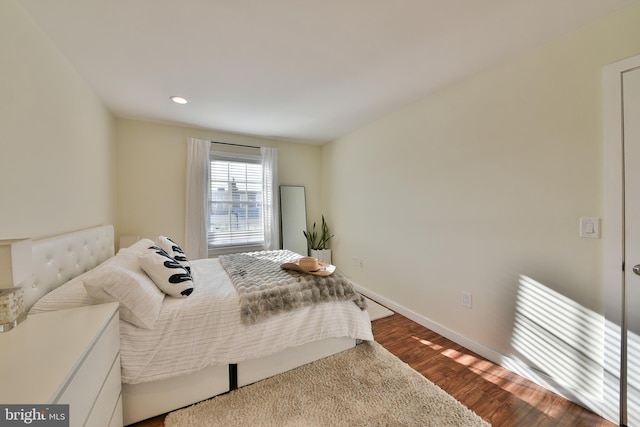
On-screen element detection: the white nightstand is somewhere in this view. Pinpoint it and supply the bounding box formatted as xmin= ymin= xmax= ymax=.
xmin=0 ymin=303 xmax=122 ymax=427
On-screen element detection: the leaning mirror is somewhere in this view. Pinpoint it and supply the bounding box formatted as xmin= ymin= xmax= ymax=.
xmin=279 ymin=186 xmax=307 ymax=256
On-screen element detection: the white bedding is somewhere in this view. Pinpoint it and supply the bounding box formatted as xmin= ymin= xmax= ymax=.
xmin=30 ymin=256 xmax=373 ymax=385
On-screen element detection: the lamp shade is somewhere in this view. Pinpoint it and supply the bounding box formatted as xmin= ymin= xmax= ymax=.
xmin=0 ymin=239 xmax=32 ymax=288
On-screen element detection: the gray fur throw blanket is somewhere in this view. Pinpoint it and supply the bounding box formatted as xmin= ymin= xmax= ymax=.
xmin=218 ymin=250 xmax=367 ymax=325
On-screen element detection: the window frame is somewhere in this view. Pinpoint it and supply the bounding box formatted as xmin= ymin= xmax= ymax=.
xmin=208 ymin=150 xmax=266 ymax=256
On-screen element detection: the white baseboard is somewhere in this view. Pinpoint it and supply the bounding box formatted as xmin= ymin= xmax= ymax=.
xmin=353 ymin=284 xmax=611 ymax=423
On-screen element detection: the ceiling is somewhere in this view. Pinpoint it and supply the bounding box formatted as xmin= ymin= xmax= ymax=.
xmin=18 ymin=0 xmax=637 ymax=143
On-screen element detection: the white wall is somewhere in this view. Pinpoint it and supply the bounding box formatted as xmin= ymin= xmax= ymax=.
xmin=323 ymin=2 xmax=640 ymax=413
xmin=115 ymin=119 xmax=322 ymax=248
xmin=0 ymin=0 xmax=116 ymax=240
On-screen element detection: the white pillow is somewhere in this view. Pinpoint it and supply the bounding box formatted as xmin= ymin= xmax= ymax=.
xmin=156 ymin=236 xmax=191 ymax=273
xmin=139 ymin=246 xmax=194 ymax=298
xmin=83 ymin=248 xmax=164 ymax=329
xmin=29 ymin=272 xmax=94 ymax=315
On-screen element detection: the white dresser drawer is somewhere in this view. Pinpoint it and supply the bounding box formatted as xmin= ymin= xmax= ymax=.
xmin=57 ymin=311 xmax=120 ymax=426
xmin=109 ymin=396 xmax=123 ymax=427
xmin=86 ymin=354 xmax=122 ymax=427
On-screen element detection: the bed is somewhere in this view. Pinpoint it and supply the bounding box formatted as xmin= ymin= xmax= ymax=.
xmin=24 ymin=225 xmax=373 ymax=425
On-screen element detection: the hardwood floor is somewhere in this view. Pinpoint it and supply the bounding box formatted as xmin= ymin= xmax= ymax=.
xmin=372 ymin=313 xmax=617 ymax=427
xmin=131 ymin=310 xmax=617 ymax=427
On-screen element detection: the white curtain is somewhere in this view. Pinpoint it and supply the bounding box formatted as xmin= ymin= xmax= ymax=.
xmin=261 ymin=147 xmax=279 ymax=250
xmin=185 ymin=137 xmax=211 ymax=259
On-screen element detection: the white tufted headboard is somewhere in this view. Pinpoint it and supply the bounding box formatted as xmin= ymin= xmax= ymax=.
xmin=24 ymin=225 xmax=115 ymax=310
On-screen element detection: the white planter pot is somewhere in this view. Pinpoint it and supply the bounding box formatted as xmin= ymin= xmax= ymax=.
xmin=310 ymin=249 xmax=332 ymax=265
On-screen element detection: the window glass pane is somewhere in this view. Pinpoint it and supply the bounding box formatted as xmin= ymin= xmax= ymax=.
xmin=209 ymin=158 xmax=264 ymax=248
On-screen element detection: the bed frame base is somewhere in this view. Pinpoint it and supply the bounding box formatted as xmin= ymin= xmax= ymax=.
xmin=122 ymin=337 xmax=355 ymax=425
xmin=237 ymin=336 xmax=354 ymax=387
xmin=122 ymin=364 xmax=229 ymax=425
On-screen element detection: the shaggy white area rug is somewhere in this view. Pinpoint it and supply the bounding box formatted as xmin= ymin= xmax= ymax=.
xmin=165 ymin=341 xmax=490 ymax=427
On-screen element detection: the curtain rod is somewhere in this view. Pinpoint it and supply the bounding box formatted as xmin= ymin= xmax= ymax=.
xmin=211 ymin=141 xmax=261 ymax=150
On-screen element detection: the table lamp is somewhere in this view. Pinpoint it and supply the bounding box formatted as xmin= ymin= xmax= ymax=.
xmin=0 ymin=238 xmax=32 ymax=332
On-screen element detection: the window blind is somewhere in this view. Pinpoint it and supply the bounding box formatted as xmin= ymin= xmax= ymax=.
xmin=209 ymin=153 xmax=264 ymax=248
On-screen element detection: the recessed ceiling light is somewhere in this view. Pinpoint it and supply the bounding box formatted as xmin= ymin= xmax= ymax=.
xmin=170 ymin=96 xmax=188 ymax=104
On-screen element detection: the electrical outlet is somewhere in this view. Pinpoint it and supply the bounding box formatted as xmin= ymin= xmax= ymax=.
xmin=461 ymin=292 xmax=472 ymax=308
xmin=358 ymin=259 xmax=364 ymax=269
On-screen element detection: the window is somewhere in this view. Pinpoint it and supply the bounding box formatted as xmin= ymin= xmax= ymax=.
xmin=209 ymin=151 xmax=265 ymax=251
xmin=186 ymin=139 xmax=276 ymax=259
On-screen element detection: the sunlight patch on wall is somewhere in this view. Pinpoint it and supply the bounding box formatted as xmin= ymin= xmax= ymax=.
xmin=412 ymin=275 xmax=631 ymax=423
xmin=512 ymin=275 xmax=604 ymax=401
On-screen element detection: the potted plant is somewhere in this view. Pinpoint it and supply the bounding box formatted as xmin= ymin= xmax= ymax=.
xmin=303 ymin=215 xmax=334 ymax=264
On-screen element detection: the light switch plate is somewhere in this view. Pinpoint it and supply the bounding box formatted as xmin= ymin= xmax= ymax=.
xmin=580 ymin=217 xmax=600 ymax=239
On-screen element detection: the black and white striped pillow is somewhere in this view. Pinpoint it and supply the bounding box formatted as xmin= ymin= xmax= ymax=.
xmin=139 ymin=246 xmax=194 ymax=298
xmin=156 ymin=236 xmax=191 ymax=274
